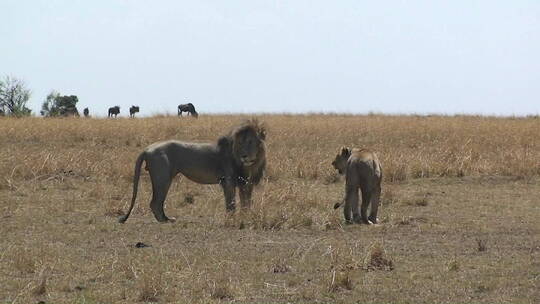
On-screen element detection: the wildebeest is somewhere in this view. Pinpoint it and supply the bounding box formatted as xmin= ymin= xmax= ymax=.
xmin=108 ymin=106 xmax=120 ymax=118
xmin=129 ymin=106 xmax=140 ymax=118
xmin=83 ymin=108 xmax=89 ymax=118
xmin=178 ymin=103 xmax=198 ymax=118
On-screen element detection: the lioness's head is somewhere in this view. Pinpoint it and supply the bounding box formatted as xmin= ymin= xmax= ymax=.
xmin=332 ymin=147 xmax=351 ymax=175
xmin=231 ymin=119 xmax=266 ymax=167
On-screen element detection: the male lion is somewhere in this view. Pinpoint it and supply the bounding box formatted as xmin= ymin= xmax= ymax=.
xmin=332 ymin=147 xmax=382 ymax=224
xmin=118 ymin=119 xmax=266 ymax=223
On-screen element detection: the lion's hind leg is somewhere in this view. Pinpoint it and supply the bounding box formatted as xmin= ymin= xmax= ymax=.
xmin=344 ymin=184 xmax=357 ymax=224
xmin=368 ymin=183 xmax=381 ymax=224
xmin=343 ymin=200 xmax=353 ymax=224
xmin=148 ymin=158 xmax=175 ymax=223
xmin=359 ymin=185 xmax=373 ymax=225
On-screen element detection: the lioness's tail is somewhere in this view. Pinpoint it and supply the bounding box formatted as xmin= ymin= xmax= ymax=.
xmin=334 ymin=200 xmax=344 ymax=209
xmin=118 ymin=152 xmax=146 ymax=223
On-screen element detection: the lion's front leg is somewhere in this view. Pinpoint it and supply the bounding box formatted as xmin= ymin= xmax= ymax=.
xmin=239 ymin=183 xmax=253 ymax=209
xmin=221 ymin=177 xmax=236 ymax=212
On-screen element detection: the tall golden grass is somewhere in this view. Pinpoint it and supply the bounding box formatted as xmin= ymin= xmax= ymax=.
xmin=1 ymin=114 xmax=538 ymax=188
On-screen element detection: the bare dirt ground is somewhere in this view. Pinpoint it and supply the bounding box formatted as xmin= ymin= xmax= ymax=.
xmin=1 ymin=115 xmax=539 ymax=303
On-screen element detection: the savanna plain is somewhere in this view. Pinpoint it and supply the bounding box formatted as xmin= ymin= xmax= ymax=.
xmin=0 ymin=114 xmax=539 ymax=304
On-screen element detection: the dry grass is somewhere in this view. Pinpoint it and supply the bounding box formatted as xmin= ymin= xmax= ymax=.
xmin=364 ymin=242 xmax=394 ymax=272
xmin=0 ymin=114 xmax=539 ymax=303
xmin=328 ymin=270 xmax=354 ymax=293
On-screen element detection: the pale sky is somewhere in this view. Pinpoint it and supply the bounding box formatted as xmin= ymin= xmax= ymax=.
xmin=1 ymin=1 xmax=539 ymax=116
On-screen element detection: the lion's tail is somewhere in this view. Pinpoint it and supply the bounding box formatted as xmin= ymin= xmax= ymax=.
xmin=118 ymin=152 xmax=146 ymax=223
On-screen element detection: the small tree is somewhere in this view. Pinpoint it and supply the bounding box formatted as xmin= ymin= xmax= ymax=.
xmin=41 ymin=91 xmax=80 ymax=117
xmin=0 ymin=76 xmax=32 ymax=117
xmin=40 ymin=91 xmax=59 ymax=117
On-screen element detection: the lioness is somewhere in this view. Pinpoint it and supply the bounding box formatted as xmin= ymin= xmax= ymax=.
xmin=332 ymin=147 xmax=382 ymax=224
xmin=118 ymin=119 xmax=266 ymax=223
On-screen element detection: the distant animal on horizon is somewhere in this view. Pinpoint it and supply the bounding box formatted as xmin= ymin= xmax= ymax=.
xmin=178 ymin=103 xmax=198 ymax=118
xmin=108 ymin=106 xmax=120 ymax=118
xmin=129 ymin=106 xmax=140 ymax=118
xmin=332 ymin=147 xmax=382 ymax=225
xmin=118 ymin=119 xmax=266 ymax=223
xmin=83 ymin=108 xmax=89 ymax=118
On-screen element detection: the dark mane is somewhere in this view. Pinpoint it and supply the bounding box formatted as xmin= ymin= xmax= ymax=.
xmin=230 ymin=118 xmax=266 ymax=140
xmin=219 ymin=118 xmax=267 ymax=185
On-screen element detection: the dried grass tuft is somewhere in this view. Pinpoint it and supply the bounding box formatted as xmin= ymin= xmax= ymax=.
xmin=328 ymin=270 xmax=354 ymax=292
xmin=364 ymin=242 xmax=394 ymax=271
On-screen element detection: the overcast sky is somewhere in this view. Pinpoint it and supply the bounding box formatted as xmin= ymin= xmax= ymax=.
xmin=1 ymin=1 xmax=539 ymax=116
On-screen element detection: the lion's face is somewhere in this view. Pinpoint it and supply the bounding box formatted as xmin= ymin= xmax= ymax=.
xmin=332 ymin=147 xmax=351 ymax=175
xmin=232 ymin=126 xmax=265 ymax=167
